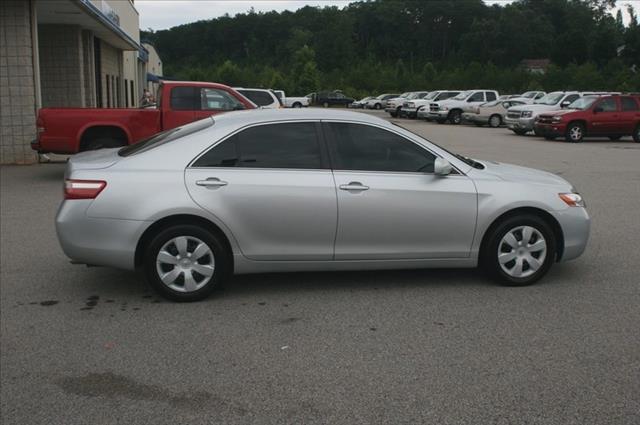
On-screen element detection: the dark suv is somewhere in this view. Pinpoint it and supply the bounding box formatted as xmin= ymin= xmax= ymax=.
xmin=314 ymin=91 xmax=355 ymax=107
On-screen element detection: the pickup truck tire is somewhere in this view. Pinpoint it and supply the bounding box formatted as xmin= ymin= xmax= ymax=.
xmin=633 ymin=124 xmax=640 ymax=143
xmin=489 ymin=114 xmax=502 ymax=128
xmin=292 ymin=102 xmax=302 ymax=108
xmin=512 ymin=129 xmax=528 ymax=136
xmin=83 ymin=138 xmax=126 ymax=151
xmin=565 ymin=122 xmax=584 ymax=143
xmin=448 ymin=110 xmax=462 ymax=125
xmin=608 ymin=135 xmax=621 ymax=141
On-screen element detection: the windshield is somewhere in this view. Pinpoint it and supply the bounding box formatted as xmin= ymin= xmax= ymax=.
xmin=521 ymin=91 xmax=537 ymax=98
xmin=568 ymin=96 xmax=598 ymax=110
xmin=535 ymin=92 xmax=564 ymax=105
xmin=118 ymin=118 xmax=214 ymax=157
xmin=424 ymin=92 xmax=438 ymax=100
xmin=452 ymin=90 xmax=471 ymax=100
xmin=399 ymin=92 xmax=410 ymax=98
xmin=406 ymin=92 xmax=420 ymax=100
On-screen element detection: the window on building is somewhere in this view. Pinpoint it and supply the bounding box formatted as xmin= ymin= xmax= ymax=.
xmin=124 ymin=79 xmax=129 ymax=107
xmin=106 ymin=75 xmax=111 ymax=108
xmin=130 ymin=80 xmax=135 ymax=107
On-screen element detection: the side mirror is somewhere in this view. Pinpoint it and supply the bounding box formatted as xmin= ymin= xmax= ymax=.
xmin=593 ymin=106 xmax=603 ymax=113
xmin=561 ymin=101 xmax=571 ymax=108
xmin=434 ymin=157 xmax=453 ymax=176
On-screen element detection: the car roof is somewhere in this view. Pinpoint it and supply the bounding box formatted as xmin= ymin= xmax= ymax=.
xmin=210 ymin=108 xmax=390 ymax=128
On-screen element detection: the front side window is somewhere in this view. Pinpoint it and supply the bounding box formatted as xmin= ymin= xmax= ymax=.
xmin=468 ymin=92 xmax=485 ymax=102
xmin=193 ymin=122 xmax=322 ymax=169
xmin=327 ymin=123 xmax=436 ymax=173
xmin=621 ymin=97 xmax=639 ymax=111
xmin=201 ymin=88 xmax=244 ymax=111
xmin=596 ymin=98 xmax=617 ymax=112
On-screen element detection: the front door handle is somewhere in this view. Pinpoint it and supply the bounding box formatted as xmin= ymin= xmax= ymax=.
xmin=339 ymin=182 xmax=369 ymax=191
xmin=196 ymin=177 xmax=228 ymax=188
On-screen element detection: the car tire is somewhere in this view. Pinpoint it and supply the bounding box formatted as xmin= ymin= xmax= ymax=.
xmin=448 ymin=110 xmax=462 ymax=124
xmin=634 ymin=124 xmax=640 ymax=143
xmin=144 ymin=224 xmax=229 ymax=302
xmin=292 ymin=102 xmax=302 ymax=108
xmin=374 ymin=103 xmax=381 ymax=110
xmin=565 ymin=122 xmax=584 ymax=143
xmin=513 ymin=129 xmax=527 ymax=136
xmin=481 ymin=214 xmax=556 ymax=286
xmin=489 ymin=114 xmax=502 ymax=128
xmin=544 ymin=136 xmax=556 ymax=141
xmin=323 ymin=102 xmax=329 ymax=108
xmin=608 ymin=135 xmax=621 ymax=141
xmin=83 ymin=138 xmax=125 ymax=151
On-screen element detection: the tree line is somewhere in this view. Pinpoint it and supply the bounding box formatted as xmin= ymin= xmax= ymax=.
xmin=142 ymin=0 xmax=640 ymax=98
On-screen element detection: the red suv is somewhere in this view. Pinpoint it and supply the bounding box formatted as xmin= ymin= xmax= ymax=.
xmin=534 ymin=95 xmax=640 ymax=143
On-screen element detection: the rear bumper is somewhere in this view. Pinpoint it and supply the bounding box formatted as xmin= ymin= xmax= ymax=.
xmin=56 ymin=200 xmax=150 ymax=271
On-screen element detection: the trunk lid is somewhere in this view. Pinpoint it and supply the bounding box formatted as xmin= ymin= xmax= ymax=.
xmin=67 ymin=148 xmax=121 ymax=172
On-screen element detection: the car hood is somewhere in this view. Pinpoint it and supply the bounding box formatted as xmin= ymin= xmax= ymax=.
xmin=539 ymin=109 xmax=578 ymax=117
xmin=388 ymin=97 xmax=407 ymax=103
xmin=478 ymin=160 xmax=571 ymax=188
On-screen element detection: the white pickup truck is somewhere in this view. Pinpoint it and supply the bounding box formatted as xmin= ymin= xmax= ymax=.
xmin=425 ymin=90 xmax=500 ymax=124
xmin=273 ymin=90 xmax=310 ymax=108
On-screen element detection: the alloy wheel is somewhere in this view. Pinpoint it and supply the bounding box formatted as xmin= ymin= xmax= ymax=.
xmin=489 ymin=115 xmax=501 ymax=128
xmin=155 ymin=236 xmax=215 ymax=292
xmin=497 ymin=226 xmax=547 ymax=278
xmin=569 ymin=125 xmax=582 ymax=142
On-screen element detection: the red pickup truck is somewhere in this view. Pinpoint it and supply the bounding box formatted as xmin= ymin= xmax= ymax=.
xmin=32 ymin=81 xmax=255 ymax=154
xmin=534 ymin=94 xmax=640 ymax=143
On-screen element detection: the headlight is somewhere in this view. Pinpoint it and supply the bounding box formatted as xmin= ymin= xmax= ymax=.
xmin=551 ymin=116 xmax=563 ymax=123
xmin=441 ymin=106 xmax=449 ymax=111
xmin=559 ymin=193 xmax=585 ymax=207
xmin=521 ymin=111 xmax=533 ymax=118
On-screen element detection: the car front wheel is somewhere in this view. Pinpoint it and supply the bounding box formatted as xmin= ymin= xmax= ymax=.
xmin=481 ymin=215 xmax=556 ymax=286
xmin=565 ymin=122 xmax=584 ymax=143
xmin=144 ymin=224 xmax=228 ymax=302
xmin=489 ymin=114 xmax=502 ymax=128
xmin=632 ymin=124 xmax=640 ymax=143
xmin=448 ymin=110 xmax=462 ymax=124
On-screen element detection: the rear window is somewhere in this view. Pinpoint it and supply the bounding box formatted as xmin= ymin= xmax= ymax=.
xmin=118 ymin=118 xmax=214 ymax=157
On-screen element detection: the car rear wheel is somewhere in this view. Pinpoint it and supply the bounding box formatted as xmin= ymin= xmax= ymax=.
xmin=512 ymin=129 xmax=527 ymax=136
xmin=292 ymin=102 xmax=302 ymax=108
xmin=144 ymin=224 xmax=228 ymax=302
xmin=448 ymin=110 xmax=462 ymax=124
xmin=374 ymin=103 xmax=381 ymax=110
xmin=565 ymin=122 xmax=584 ymax=143
xmin=481 ymin=215 xmax=556 ymax=286
xmin=489 ymin=114 xmax=502 ymax=128
xmin=634 ymin=124 xmax=640 ymax=143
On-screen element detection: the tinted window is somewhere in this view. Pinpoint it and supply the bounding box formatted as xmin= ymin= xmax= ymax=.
xmin=564 ymin=94 xmax=580 ymax=105
xmin=468 ymin=92 xmax=484 ymax=102
xmin=238 ymin=90 xmax=274 ymax=106
xmin=201 ymin=88 xmax=243 ymax=111
xmin=486 ymin=92 xmax=497 ymax=101
xmin=171 ymin=87 xmax=197 ymax=110
xmin=194 ymin=122 xmax=321 ymax=169
xmin=597 ymin=98 xmax=617 ymax=112
xmin=328 ymin=123 xmax=435 ymax=173
xmin=621 ymin=97 xmax=639 ymax=111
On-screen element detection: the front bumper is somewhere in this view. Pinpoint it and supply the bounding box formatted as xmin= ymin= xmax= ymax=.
xmin=505 ymin=116 xmax=535 ymax=132
xmin=56 ymin=200 xmax=150 ymax=271
xmin=553 ymin=206 xmax=591 ymax=262
xmin=534 ymin=122 xmax=567 ymax=137
xmin=385 ymin=106 xmax=400 ymax=114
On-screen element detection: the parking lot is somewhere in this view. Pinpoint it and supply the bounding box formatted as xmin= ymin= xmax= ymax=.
xmin=1 ymin=111 xmax=639 ymax=424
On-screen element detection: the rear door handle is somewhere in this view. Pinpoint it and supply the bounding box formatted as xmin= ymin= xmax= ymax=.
xmin=339 ymin=182 xmax=369 ymax=191
xmin=196 ymin=177 xmax=228 ymax=188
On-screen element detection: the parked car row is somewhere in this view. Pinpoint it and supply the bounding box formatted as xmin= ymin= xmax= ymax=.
xmin=381 ymin=89 xmax=640 ymax=143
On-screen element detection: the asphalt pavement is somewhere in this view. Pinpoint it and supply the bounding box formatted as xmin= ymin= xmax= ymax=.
xmin=1 ymin=111 xmax=639 ymax=424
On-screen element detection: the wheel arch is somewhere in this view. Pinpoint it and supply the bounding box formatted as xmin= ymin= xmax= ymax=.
xmin=78 ymin=124 xmax=130 ymax=151
xmin=479 ymin=207 xmax=565 ymax=262
xmin=134 ymin=214 xmax=235 ymax=272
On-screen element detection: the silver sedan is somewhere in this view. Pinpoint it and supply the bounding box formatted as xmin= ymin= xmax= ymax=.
xmin=56 ymin=109 xmax=590 ymax=301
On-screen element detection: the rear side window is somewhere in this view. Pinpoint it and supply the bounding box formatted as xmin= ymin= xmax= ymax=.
xmin=119 ymin=118 xmax=213 ymax=157
xmin=564 ymin=94 xmax=580 ymax=104
xmin=621 ymin=97 xmax=639 ymax=111
xmin=193 ymin=122 xmax=322 ymax=169
xmin=238 ymin=90 xmax=275 ymax=107
xmin=170 ymin=87 xmax=198 ymax=110
xmin=327 ymin=123 xmax=435 ymax=173
xmin=485 ymin=92 xmax=497 ymax=101
xmin=597 ymin=98 xmax=617 ymax=112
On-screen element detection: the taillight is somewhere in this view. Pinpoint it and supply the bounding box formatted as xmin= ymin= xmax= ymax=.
xmin=64 ymin=179 xmax=106 ymax=199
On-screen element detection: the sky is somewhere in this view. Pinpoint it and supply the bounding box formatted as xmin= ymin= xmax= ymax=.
xmin=136 ymin=0 xmax=640 ymax=31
